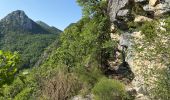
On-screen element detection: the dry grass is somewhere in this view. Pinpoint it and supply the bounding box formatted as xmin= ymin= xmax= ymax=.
xmin=39 ymin=70 xmax=81 ymax=100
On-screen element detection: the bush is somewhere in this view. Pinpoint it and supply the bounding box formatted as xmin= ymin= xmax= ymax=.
xmin=0 ymin=50 xmax=20 ymax=87
xmin=140 ymin=21 xmax=157 ymax=41
xmin=14 ymin=87 xmax=33 ymax=100
xmin=92 ymin=78 xmax=128 ymax=100
xmin=39 ymin=70 xmax=81 ymax=100
xmin=2 ymin=78 xmax=24 ymax=98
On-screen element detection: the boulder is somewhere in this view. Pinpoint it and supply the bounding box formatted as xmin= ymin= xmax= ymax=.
xmin=119 ymin=32 xmax=131 ymax=47
xmin=117 ymin=9 xmax=129 ymax=17
xmin=108 ymin=0 xmax=129 ymax=21
xmin=154 ymin=3 xmax=170 ymax=16
xmin=143 ymin=0 xmax=170 ymax=16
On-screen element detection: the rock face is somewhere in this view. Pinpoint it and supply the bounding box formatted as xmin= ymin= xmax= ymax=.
xmin=143 ymin=0 xmax=170 ymax=16
xmin=108 ymin=0 xmax=170 ymax=99
xmin=108 ymin=0 xmax=129 ymax=22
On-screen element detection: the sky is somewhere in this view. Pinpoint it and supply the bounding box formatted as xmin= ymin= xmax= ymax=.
xmin=0 ymin=0 xmax=82 ymax=30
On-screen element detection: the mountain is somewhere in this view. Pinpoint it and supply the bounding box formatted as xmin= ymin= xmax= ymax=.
xmin=0 ymin=10 xmax=50 ymax=34
xmin=0 ymin=10 xmax=62 ymax=68
xmin=36 ymin=21 xmax=62 ymax=34
xmin=64 ymin=23 xmax=76 ymax=30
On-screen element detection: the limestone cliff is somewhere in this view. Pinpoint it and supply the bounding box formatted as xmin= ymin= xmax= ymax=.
xmin=108 ymin=0 xmax=170 ymax=100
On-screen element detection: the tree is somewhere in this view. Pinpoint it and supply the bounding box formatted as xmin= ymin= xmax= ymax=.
xmin=76 ymin=0 xmax=108 ymax=17
xmin=0 ymin=50 xmax=20 ymax=87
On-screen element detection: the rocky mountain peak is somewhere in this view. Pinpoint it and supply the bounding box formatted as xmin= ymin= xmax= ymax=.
xmin=0 ymin=10 xmax=34 ymax=30
xmin=6 ymin=10 xmax=28 ymax=19
xmin=0 ymin=10 xmax=52 ymax=34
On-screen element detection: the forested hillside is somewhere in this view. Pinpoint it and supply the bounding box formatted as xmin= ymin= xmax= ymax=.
xmin=0 ymin=10 xmax=61 ymax=69
xmin=0 ymin=0 xmax=170 ymax=100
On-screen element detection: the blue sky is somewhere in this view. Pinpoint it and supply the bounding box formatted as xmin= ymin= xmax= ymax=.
xmin=0 ymin=0 xmax=82 ymax=30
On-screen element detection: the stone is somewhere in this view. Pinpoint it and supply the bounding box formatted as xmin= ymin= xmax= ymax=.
xmin=119 ymin=32 xmax=131 ymax=47
xmin=160 ymin=26 xmax=166 ymax=31
xmin=110 ymin=24 xmax=115 ymax=32
xmin=135 ymin=0 xmax=147 ymax=2
xmin=134 ymin=16 xmax=153 ymax=22
xmin=108 ymin=0 xmax=129 ymax=22
xmin=143 ymin=0 xmax=170 ymax=16
xmin=71 ymin=94 xmax=94 ymax=100
xmin=117 ymin=9 xmax=129 ymax=17
xmin=135 ymin=93 xmax=149 ymax=100
xmin=154 ymin=3 xmax=170 ymax=16
xmin=132 ymin=31 xmax=144 ymax=39
xmin=110 ymin=33 xmax=120 ymax=40
xmin=149 ymin=0 xmax=159 ymax=6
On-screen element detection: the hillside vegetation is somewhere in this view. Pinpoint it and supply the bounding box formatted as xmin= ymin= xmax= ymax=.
xmin=0 ymin=0 xmax=170 ymax=100
xmin=0 ymin=10 xmax=61 ymax=69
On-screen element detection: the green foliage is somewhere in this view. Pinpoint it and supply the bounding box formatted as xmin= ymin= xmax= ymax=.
xmin=75 ymin=61 xmax=103 ymax=87
xmin=32 ymin=0 xmax=114 ymax=98
xmin=132 ymin=3 xmax=146 ymax=16
xmin=92 ymin=78 xmax=128 ymax=100
xmin=76 ymin=0 xmax=108 ymax=17
xmin=0 ymin=0 xmax=119 ymax=99
xmin=14 ymin=87 xmax=33 ymax=100
xmin=140 ymin=21 xmax=157 ymax=41
xmin=151 ymin=67 xmax=170 ymax=100
xmin=165 ymin=16 xmax=170 ymax=32
xmin=51 ymin=12 xmax=111 ymax=71
xmin=0 ymin=31 xmax=59 ymax=68
xmin=146 ymin=18 xmax=170 ymax=98
xmin=0 ymin=68 xmax=41 ymax=100
xmin=0 ymin=50 xmax=20 ymax=87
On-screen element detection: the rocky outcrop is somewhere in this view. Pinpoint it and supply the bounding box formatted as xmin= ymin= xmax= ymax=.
xmin=0 ymin=10 xmax=34 ymax=30
xmin=108 ymin=0 xmax=129 ymax=21
xmin=108 ymin=0 xmax=170 ymax=99
xmin=143 ymin=0 xmax=170 ymax=16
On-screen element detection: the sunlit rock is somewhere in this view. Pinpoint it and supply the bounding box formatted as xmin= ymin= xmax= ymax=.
xmin=134 ymin=16 xmax=152 ymax=22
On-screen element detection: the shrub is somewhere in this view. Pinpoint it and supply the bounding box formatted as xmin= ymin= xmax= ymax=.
xmin=140 ymin=21 xmax=157 ymax=41
xmin=76 ymin=64 xmax=104 ymax=96
xmin=2 ymin=77 xmax=24 ymax=98
xmin=0 ymin=50 xmax=20 ymax=87
xmin=39 ymin=70 xmax=81 ymax=100
xmin=92 ymin=78 xmax=128 ymax=100
xmin=14 ymin=87 xmax=33 ymax=100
